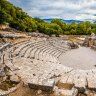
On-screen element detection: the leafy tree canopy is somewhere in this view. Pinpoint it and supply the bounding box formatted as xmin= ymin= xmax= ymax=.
xmin=0 ymin=0 xmax=96 ymax=35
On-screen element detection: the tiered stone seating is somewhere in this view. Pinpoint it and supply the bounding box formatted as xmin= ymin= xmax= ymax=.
xmin=2 ymin=37 xmax=96 ymax=95
xmin=12 ymin=40 xmax=63 ymax=63
xmin=0 ymin=43 xmax=21 ymax=96
xmin=13 ymin=41 xmax=45 ymax=55
xmin=13 ymin=42 xmax=34 ymax=56
xmin=3 ymin=39 xmax=73 ymax=92
xmin=49 ymin=38 xmax=69 ymax=51
xmin=8 ymin=56 xmax=73 ymax=90
xmin=12 ymin=39 xmax=69 ymax=66
xmin=0 ymin=43 xmax=11 ymax=66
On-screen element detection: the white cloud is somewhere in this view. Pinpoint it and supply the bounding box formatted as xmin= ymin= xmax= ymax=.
xmin=9 ymin=0 xmax=96 ymax=20
xmin=75 ymin=14 xmax=96 ymax=20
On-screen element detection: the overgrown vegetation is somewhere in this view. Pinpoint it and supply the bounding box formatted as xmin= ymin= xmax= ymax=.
xmin=0 ymin=0 xmax=96 ymax=36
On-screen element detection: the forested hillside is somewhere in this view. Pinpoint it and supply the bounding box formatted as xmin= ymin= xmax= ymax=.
xmin=0 ymin=0 xmax=96 ymax=35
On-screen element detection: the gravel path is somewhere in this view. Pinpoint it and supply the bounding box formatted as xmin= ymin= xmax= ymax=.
xmin=59 ymin=46 xmax=96 ymax=70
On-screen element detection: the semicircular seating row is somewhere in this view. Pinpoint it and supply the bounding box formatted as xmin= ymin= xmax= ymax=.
xmin=3 ymin=39 xmax=73 ymax=87
xmin=3 ymin=38 xmax=96 ymax=90
xmin=13 ymin=38 xmax=68 ymax=60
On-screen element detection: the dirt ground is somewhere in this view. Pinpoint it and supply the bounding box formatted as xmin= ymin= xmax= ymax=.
xmin=9 ymin=85 xmax=55 ymax=96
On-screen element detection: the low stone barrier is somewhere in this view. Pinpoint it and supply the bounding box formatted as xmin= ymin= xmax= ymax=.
xmin=0 ymin=33 xmax=26 ymax=38
xmin=0 ymin=43 xmax=11 ymax=78
xmin=67 ymin=41 xmax=79 ymax=49
xmin=28 ymin=79 xmax=55 ymax=92
xmin=83 ymin=36 xmax=96 ymax=49
xmin=0 ymin=43 xmax=11 ymax=51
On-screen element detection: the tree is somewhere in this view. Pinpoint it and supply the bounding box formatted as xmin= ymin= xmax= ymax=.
xmin=10 ymin=8 xmax=16 ymax=18
xmin=0 ymin=0 xmax=95 ymax=35
xmin=51 ymin=19 xmax=66 ymax=32
xmin=0 ymin=9 xmax=7 ymax=23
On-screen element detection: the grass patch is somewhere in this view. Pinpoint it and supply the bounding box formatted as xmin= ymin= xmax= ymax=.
xmin=56 ymin=81 xmax=74 ymax=90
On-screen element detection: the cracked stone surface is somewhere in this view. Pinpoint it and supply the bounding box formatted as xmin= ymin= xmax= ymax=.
xmin=2 ymin=38 xmax=96 ymax=95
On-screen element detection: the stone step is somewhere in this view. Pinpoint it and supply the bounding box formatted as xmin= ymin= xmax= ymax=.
xmin=28 ymin=79 xmax=55 ymax=91
xmin=86 ymin=70 xmax=96 ymax=89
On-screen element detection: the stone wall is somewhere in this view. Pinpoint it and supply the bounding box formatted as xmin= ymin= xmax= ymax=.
xmin=83 ymin=36 xmax=96 ymax=50
xmin=0 ymin=43 xmax=11 ymax=81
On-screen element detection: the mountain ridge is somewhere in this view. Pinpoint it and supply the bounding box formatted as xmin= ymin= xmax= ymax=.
xmin=42 ymin=18 xmax=83 ymax=24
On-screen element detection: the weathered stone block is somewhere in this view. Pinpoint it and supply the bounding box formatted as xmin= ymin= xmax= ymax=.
xmin=10 ymin=75 xmax=20 ymax=84
xmin=28 ymin=79 xmax=55 ymax=92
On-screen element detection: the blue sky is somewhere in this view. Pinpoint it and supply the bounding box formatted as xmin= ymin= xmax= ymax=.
xmin=9 ymin=0 xmax=96 ymax=21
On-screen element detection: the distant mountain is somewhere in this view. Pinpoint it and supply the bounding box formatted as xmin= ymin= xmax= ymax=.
xmin=43 ymin=18 xmax=83 ymax=24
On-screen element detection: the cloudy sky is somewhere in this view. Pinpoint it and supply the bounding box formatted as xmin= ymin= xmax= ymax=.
xmin=9 ymin=0 xmax=96 ymax=21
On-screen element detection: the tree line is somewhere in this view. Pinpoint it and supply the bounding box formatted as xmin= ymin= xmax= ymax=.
xmin=0 ymin=0 xmax=96 ymax=36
